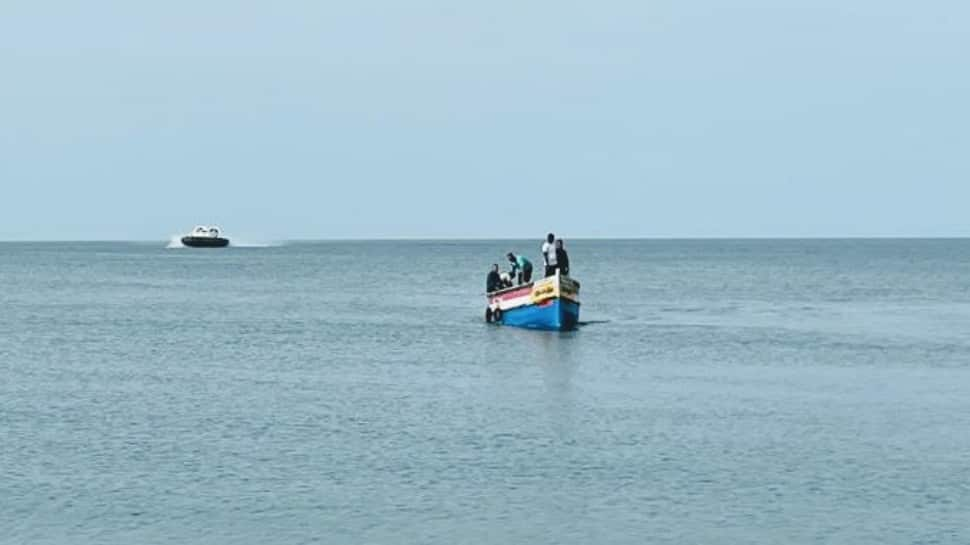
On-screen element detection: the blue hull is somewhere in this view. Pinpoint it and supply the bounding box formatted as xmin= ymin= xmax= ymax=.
xmin=500 ymin=298 xmax=580 ymax=331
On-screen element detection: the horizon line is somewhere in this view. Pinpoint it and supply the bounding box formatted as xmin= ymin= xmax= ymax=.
xmin=1 ymin=235 xmax=968 ymax=243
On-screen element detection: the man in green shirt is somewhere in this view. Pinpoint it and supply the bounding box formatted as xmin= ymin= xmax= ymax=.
xmin=506 ymin=252 xmax=534 ymax=285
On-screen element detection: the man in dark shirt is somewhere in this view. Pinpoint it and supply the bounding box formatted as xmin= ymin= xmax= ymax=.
xmin=486 ymin=264 xmax=503 ymax=293
xmin=555 ymin=239 xmax=570 ymax=276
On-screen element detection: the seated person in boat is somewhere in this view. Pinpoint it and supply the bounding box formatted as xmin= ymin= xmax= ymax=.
xmin=486 ymin=264 xmax=503 ymax=293
xmin=507 ymin=253 xmax=533 ymax=284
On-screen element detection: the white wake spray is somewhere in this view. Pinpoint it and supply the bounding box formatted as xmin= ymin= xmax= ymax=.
xmin=164 ymin=234 xmax=283 ymax=248
xmin=166 ymin=235 xmax=185 ymax=248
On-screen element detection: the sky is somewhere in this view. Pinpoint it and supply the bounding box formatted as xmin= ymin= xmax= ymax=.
xmin=1 ymin=0 xmax=968 ymax=240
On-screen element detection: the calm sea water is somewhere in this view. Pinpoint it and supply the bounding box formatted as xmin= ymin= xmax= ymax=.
xmin=2 ymin=240 xmax=970 ymax=544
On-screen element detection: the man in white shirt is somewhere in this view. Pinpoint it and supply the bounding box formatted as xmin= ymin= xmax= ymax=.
xmin=542 ymin=233 xmax=558 ymax=277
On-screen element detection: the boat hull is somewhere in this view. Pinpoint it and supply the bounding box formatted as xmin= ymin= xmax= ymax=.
xmin=500 ymin=297 xmax=580 ymax=331
xmin=181 ymin=236 xmax=230 ymax=248
xmin=487 ymin=274 xmax=581 ymax=331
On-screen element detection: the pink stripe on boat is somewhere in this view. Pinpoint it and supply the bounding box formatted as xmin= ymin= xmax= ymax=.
xmin=492 ymin=286 xmax=532 ymax=301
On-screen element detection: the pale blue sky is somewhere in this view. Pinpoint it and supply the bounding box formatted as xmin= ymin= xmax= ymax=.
xmin=1 ymin=0 xmax=967 ymax=240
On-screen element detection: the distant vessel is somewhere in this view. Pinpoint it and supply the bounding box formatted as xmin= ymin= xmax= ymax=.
xmin=485 ymin=272 xmax=580 ymax=330
xmin=180 ymin=226 xmax=229 ymax=248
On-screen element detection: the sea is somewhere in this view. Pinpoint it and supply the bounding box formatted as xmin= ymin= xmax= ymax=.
xmin=2 ymin=239 xmax=969 ymax=544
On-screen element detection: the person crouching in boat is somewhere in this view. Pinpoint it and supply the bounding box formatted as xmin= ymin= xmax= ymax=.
xmin=486 ymin=264 xmax=503 ymax=293
xmin=507 ymin=253 xmax=533 ymax=285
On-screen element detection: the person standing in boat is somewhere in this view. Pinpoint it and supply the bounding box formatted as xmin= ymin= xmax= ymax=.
xmin=542 ymin=233 xmax=558 ymax=277
xmin=486 ymin=264 xmax=503 ymax=293
xmin=507 ymin=252 xmax=533 ymax=284
xmin=555 ymin=239 xmax=570 ymax=276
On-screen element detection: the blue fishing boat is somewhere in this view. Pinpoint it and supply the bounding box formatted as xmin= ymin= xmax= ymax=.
xmin=485 ymin=273 xmax=580 ymax=331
